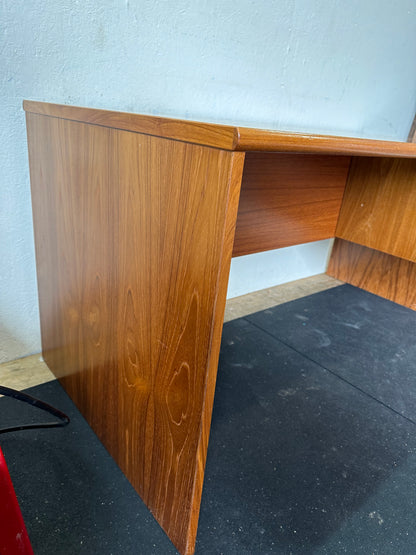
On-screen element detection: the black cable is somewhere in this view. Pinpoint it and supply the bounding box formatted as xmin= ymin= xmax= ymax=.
xmin=0 ymin=385 xmax=70 ymax=434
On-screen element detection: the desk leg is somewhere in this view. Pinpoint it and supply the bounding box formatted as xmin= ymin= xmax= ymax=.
xmin=329 ymin=157 xmax=416 ymax=309
xmin=328 ymin=239 xmax=416 ymax=310
xmin=26 ymin=112 xmax=245 ymax=555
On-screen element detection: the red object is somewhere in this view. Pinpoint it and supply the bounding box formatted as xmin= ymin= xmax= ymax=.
xmin=0 ymin=447 xmax=34 ymax=554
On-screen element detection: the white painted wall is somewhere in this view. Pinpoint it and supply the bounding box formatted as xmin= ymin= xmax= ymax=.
xmin=227 ymin=240 xmax=334 ymax=299
xmin=1 ymin=0 xmax=416 ymax=362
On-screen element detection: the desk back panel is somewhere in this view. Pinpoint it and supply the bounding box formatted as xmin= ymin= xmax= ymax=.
xmin=233 ymin=153 xmax=350 ymax=257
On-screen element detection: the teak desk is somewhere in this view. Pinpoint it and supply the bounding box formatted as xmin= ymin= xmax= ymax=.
xmin=24 ymin=101 xmax=416 ymax=555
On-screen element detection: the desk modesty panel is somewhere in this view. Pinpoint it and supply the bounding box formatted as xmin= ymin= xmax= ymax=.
xmin=23 ymin=101 xmax=416 ymax=555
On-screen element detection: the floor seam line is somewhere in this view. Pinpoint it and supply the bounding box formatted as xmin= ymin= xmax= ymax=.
xmin=243 ymin=316 xmax=416 ymax=428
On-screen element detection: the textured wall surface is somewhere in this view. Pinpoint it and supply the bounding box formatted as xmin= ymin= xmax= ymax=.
xmin=227 ymin=240 xmax=333 ymax=299
xmin=1 ymin=0 xmax=416 ymax=362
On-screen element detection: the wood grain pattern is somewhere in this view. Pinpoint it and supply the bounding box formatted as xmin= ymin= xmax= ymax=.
xmin=336 ymin=157 xmax=416 ymax=262
xmin=25 ymin=100 xmax=416 ymax=554
xmin=234 ymin=127 xmax=416 ymax=157
xmin=26 ymin=111 xmax=244 ymax=555
xmin=24 ymin=101 xmax=416 ymax=157
xmin=328 ymin=239 xmax=416 ymax=310
xmin=23 ymin=100 xmax=238 ymax=151
xmin=233 ymin=153 xmax=350 ymax=256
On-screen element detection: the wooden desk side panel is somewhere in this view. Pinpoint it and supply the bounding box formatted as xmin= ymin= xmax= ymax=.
xmin=26 ymin=112 xmax=244 ymax=555
xmin=335 ymin=157 xmax=416 ymax=262
xmin=233 ymin=153 xmax=350 ymax=256
xmin=328 ymin=239 xmax=416 ymax=310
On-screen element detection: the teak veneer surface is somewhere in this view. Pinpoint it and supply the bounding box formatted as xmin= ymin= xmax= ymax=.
xmin=233 ymin=153 xmax=350 ymax=256
xmin=336 ymin=157 xmax=416 ymax=262
xmin=328 ymin=239 xmax=416 ymax=310
xmin=26 ymin=111 xmax=244 ymax=555
xmin=24 ymin=100 xmax=416 ymax=555
xmin=23 ymin=100 xmax=416 ymax=157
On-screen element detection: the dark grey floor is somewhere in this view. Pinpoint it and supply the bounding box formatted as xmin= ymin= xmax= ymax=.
xmin=1 ymin=284 xmax=416 ymax=554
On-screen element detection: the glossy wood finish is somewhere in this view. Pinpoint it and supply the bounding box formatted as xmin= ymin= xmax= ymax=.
xmin=24 ymin=101 xmax=416 ymax=157
xmin=23 ymin=100 xmax=238 ymax=151
xmin=328 ymin=239 xmax=416 ymax=310
xmin=336 ymin=157 xmax=416 ymax=262
xmin=24 ymin=100 xmax=416 ymax=554
xmin=233 ymin=153 xmax=350 ymax=256
xmin=234 ymin=127 xmax=416 ymax=156
xmin=26 ymin=111 xmax=244 ymax=555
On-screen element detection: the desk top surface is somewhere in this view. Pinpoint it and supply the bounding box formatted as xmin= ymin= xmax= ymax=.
xmin=24 ymin=100 xmax=416 ymax=158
